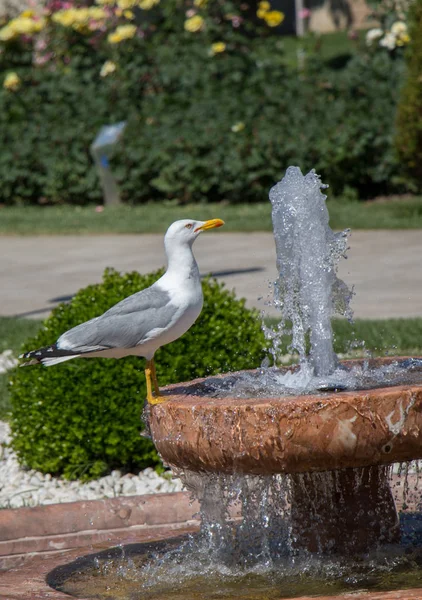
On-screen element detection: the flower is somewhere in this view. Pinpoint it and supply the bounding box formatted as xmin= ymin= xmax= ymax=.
xmin=231 ymin=121 xmax=245 ymax=133
xmin=3 ymin=72 xmax=21 ymax=91
xmin=210 ymin=41 xmax=226 ymax=55
xmin=256 ymin=1 xmax=270 ymax=18
xmin=379 ymin=32 xmax=397 ymax=50
xmin=100 ymin=60 xmax=117 ymax=76
xmin=184 ymin=15 xmax=204 ymax=32
xmin=117 ymin=0 xmax=136 ymax=9
xmin=95 ymin=0 xmax=116 ymax=4
xmin=193 ymin=0 xmax=207 ymax=6
xmin=298 ymin=8 xmax=311 ymax=19
xmin=138 ymin=0 xmax=160 ymax=9
xmin=366 ymin=28 xmax=383 ymax=46
xmin=123 ymin=9 xmax=134 ymax=19
xmin=263 ymin=10 xmax=284 ymax=27
xmin=391 ymin=21 xmax=407 ymax=35
xmin=52 ymin=7 xmax=106 ymax=31
xmin=396 ymin=31 xmax=410 ymax=46
xmin=107 ymin=23 xmax=137 ymax=43
xmin=0 ymin=25 xmax=15 ymax=41
xmin=0 ymin=12 xmax=46 ymax=41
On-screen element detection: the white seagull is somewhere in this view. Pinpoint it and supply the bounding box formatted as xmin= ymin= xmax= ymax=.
xmin=21 ymin=218 xmax=225 ymax=404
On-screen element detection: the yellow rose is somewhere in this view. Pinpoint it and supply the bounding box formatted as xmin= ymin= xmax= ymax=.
xmin=138 ymin=0 xmax=160 ymax=9
xmin=0 ymin=25 xmax=16 ymax=41
xmin=3 ymin=72 xmax=21 ymax=91
xmin=52 ymin=11 xmax=70 ymax=26
xmin=210 ymin=41 xmax=226 ymax=55
xmin=194 ymin=0 xmax=208 ymax=7
xmin=263 ymin=10 xmax=284 ymax=27
xmin=53 ymin=9 xmax=78 ymax=27
xmin=108 ymin=31 xmax=122 ymax=43
xmin=117 ymin=0 xmax=136 ymax=9
xmin=10 ymin=17 xmax=37 ymax=34
xmin=184 ymin=15 xmax=204 ymax=32
xmin=391 ymin=21 xmax=407 ymax=35
xmin=107 ymin=23 xmax=137 ymax=43
xmin=396 ymin=32 xmax=410 ymax=46
xmin=88 ymin=7 xmax=107 ymax=20
xmin=20 ymin=9 xmax=34 ymax=18
xmin=258 ymin=1 xmax=270 ymax=10
xmin=256 ymin=8 xmax=267 ymax=18
xmin=100 ymin=60 xmax=117 ymax=77
xmin=231 ymin=121 xmax=245 ymax=133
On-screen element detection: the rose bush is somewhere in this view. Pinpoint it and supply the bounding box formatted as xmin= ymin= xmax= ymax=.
xmin=0 ymin=0 xmax=414 ymax=203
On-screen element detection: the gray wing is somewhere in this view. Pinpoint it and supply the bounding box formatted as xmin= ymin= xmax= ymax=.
xmin=57 ymin=285 xmax=178 ymax=353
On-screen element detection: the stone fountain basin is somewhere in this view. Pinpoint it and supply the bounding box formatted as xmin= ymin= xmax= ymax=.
xmin=150 ymin=358 xmax=422 ymax=475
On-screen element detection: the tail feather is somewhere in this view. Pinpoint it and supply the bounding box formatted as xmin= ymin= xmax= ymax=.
xmin=20 ymin=344 xmax=80 ymax=367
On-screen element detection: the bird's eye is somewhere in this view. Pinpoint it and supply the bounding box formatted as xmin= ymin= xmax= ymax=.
xmin=185 ymin=223 xmax=193 ymax=229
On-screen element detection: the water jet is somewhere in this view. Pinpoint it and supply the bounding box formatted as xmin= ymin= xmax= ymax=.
xmin=48 ymin=168 xmax=422 ymax=599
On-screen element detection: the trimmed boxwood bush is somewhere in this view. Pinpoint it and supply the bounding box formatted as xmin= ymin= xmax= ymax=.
xmin=9 ymin=268 xmax=266 ymax=479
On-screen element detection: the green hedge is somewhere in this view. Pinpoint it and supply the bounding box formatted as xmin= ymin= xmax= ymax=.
xmin=396 ymin=0 xmax=422 ymax=187
xmin=9 ymin=268 xmax=265 ymax=479
xmin=0 ymin=24 xmax=406 ymax=204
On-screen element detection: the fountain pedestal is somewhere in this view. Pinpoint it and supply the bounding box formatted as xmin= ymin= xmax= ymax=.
xmin=290 ymin=466 xmax=400 ymax=554
xmin=150 ymin=361 xmax=422 ymax=554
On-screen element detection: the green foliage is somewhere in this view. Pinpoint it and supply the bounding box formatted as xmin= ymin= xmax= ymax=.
xmin=395 ymin=0 xmax=422 ymax=188
xmin=0 ymin=43 xmax=405 ymax=204
xmin=0 ymin=0 xmax=408 ymax=204
xmin=9 ymin=268 xmax=265 ymax=479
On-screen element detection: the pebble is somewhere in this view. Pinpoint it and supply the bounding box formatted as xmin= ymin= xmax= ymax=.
xmin=0 ymin=420 xmax=183 ymax=509
xmin=0 ymin=350 xmax=18 ymax=375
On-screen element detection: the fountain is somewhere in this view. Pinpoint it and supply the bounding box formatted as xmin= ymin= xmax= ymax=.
xmin=48 ymin=168 xmax=422 ymax=599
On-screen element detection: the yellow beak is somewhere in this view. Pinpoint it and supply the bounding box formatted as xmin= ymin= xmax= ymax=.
xmin=194 ymin=218 xmax=225 ymax=233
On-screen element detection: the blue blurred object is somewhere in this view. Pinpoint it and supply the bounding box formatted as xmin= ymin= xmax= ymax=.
xmin=91 ymin=122 xmax=126 ymax=206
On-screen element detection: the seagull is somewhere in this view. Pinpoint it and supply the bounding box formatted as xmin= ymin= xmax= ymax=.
xmin=20 ymin=218 xmax=225 ymax=405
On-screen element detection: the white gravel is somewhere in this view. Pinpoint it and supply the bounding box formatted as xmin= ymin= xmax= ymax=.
xmin=0 ymin=350 xmax=18 ymax=374
xmin=0 ymin=421 xmax=183 ymax=509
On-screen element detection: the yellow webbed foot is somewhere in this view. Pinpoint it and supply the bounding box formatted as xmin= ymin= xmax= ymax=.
xmin=147 ymin=394 xmax=168 ymax=406
xmin=145 ymin=359 xmax=166 ymax=405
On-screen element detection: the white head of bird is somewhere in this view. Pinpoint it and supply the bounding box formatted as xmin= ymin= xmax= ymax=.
xmin=164 ymin=218 xmax=224 ymax=246
xmin=164 ymin=218 xmax=225 ymax=273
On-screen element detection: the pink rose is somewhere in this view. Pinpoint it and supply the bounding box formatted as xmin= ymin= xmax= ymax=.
xmin=298 ymin=8 xmax=311 ymax=19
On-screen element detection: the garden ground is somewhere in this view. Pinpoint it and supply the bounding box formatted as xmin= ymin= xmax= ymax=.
xmin=1 ymin=229 xmax=421 ymax=321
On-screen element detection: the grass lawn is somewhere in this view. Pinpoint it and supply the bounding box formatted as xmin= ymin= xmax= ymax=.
xmin=1 ymin=315 xmax=421 ymax=421
xmin=0 ymin=317 xmax=43 ymax=420
xmin=1 ymin=196 xmax=422 ymax=235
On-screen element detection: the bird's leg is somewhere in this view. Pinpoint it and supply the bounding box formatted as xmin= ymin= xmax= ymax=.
xmin=144 ymin=363 xmax=155 ymax=405
xmin=149 ymin=358 xmax=160 ymax=397
xmin=145 ymin=359 xmax=166 ymax=405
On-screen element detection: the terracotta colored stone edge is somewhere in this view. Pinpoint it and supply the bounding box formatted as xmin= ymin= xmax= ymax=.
xmin=150 ymin=358 xmax=422 ymax=475
xmin=0 ymin=524 xmax=198 ymax=600
xmin=0 ymin=491 xmax=199 ymax=558
xmin=1 ymin=525 xmax=422 ymax=600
